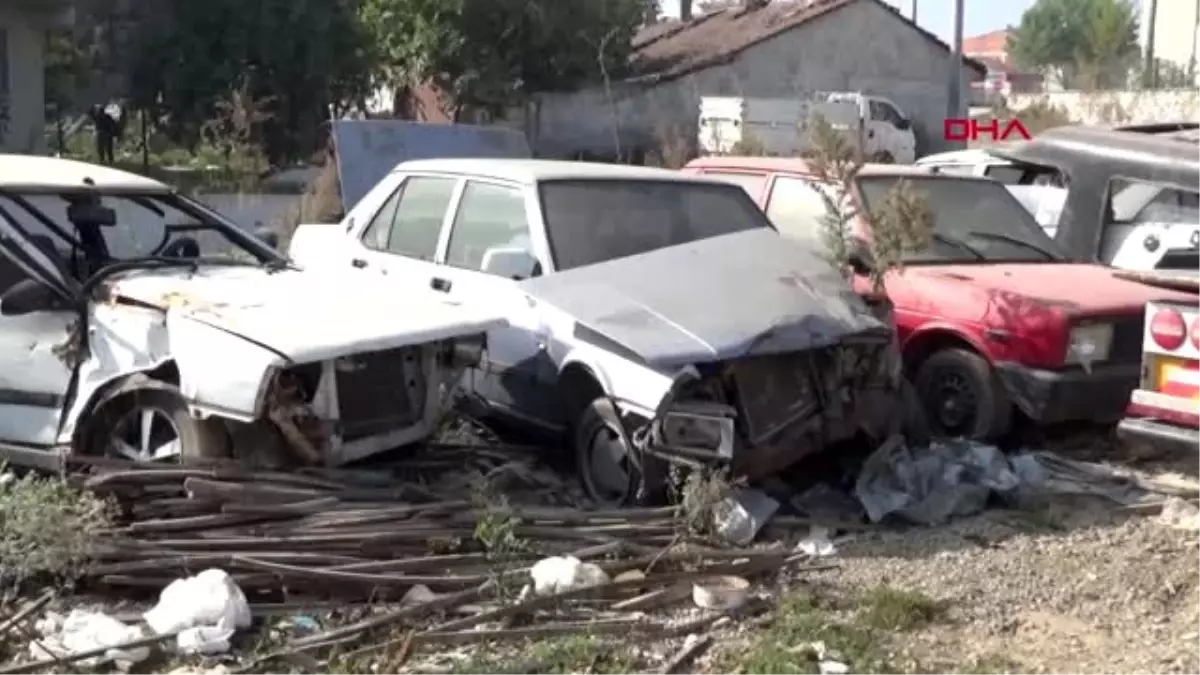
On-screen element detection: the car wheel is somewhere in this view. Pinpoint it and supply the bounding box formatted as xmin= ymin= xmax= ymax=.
xmin=575 ymin=397 xmax=655 ymax=507
xmin=871 ymin=151 xmax=895 ymax=164
xmin=913 ymin=348 xmax=1011 ymax=441
xmin=897 ymin=378 xmax=932 ymax=446
xmin=81 ymin=380 xmax=230 ymax=463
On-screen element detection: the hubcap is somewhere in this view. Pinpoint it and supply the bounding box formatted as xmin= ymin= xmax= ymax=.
xmin=108 ymin=407 xmax=182 ymax=462
xmin=931 ymin=370 xmax=978 ymax=435
xmin=585 ymin=424 xmax=633 ymax=504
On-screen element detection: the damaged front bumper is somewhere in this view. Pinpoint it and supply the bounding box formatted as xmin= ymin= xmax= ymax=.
xmin=255 ymin=334 xmax=487 ymax=466
xmin=635 ymin=335 xmax=900 ymax=480
xmin=994 ymin=361 xmax=1139 ymax=425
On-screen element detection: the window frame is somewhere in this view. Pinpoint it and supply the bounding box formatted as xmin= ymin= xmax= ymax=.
xmin=441 ymin=178 xmax=535 ymax=275
xmin=360 ymin=173 xmax=460 ymax=262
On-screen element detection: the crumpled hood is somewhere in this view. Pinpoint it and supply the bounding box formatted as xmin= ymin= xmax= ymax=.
xmin=108 ymin=266 xmax=507 ymax=363
xmin=519 ymin=229 xmax=887 ymax=369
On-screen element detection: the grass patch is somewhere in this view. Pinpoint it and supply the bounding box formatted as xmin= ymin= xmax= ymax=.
xmin=960 ymin=653 xmax=1023 ymax=674
xmin=449 ymin=636 xmax=638 ymax=674
xmin=857 ymin=587 xmax=946 ymax=631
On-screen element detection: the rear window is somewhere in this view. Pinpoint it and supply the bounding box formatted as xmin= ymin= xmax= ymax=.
xmin=538 ymin=179 xmax=773 ymax=271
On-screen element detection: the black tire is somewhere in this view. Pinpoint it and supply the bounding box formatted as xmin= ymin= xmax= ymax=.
xmin=573 ymin=397 xmax=670 ymax=507
xmin=871 ymin=151 xmax=895 ymax=164
xmin=913 ymin=348 xmax=1011 ymax=441
xmin=897 ymin=378 xmax=932 ymax=447
xmin=81 ymin=380 xmax=230 ymax=463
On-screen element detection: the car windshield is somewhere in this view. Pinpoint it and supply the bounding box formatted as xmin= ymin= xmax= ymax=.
xmin=0 ymin=189 xmax=286 ymax=280
xmin=538 ymin=179 xmax=773 ymax=271
xmin=855 ymin=175 xmax=1068 ymax=264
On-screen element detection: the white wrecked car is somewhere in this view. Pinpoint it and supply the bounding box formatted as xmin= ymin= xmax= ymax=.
xmin=0 ymin=156 xmax=504 ymax=468
xmin=291 ymin=159 xmax=914 ymax=506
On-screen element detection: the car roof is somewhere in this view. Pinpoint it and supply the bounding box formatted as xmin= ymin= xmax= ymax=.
xmin=684 ymin=155 xmax=973 ymax=179
xmin=0 ymin=154 xmax=171 ymax=192
xmin=915 ymin=148 xmax=1005 ymax=165
xmin=393 ymin=158 xmax=728 ymax=185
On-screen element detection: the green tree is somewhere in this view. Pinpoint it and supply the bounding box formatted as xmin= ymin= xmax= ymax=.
xmin=1008 ymin=0 xmax=1140 ymax=90
xmin=124 ymin=0 xmax=375 ymax=164
xmin=360 ymin=0 xmax=653 ymax=119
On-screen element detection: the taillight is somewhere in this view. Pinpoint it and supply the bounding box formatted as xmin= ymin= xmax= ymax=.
xmin=1150 ymin=308 xmax=1187 ymax=350
xmin=1191 ymin=316 xmax=1199 ymax=350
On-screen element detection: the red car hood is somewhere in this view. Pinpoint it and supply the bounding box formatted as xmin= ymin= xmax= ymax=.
xmin=905 ymin=263 xmax=1196 ymax=315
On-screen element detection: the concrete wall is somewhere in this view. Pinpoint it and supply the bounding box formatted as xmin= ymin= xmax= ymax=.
xmin=0 ymin=4 xmax=56 ymax=153
xmin=1007 ymin=88 xmax=1200 ymax=125
xmin=524 ymin=0 xmax=979 ymax=159
xmin=196 ymin=193 xmax=302 ymax=231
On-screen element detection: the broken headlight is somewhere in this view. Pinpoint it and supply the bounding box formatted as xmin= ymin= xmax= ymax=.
xmin=658 ymin=404 xmax=736 ymax=460
xmin=443 ymin=334 xmax=487 ymax=369
xmin=1065 ymin=323 xmax=1112 ymax=366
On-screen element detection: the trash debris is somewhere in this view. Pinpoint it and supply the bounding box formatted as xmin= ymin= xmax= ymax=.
xmin=29 ymin=609 xmax=150 ymax=668
xmin=691 ymin=575 xmax=750 ymax=611
xmin=789 ymin=482 xmax=864 ymax=523
xmin=143 ymin=568 xmax=251 ymax=655
xmin=1157 ymin=497 xmax=1200 ymax=531
xmin=820 ymin=659 xmax=851 ymax=674
xmin=795 ymin=524 xmax=837 ymax=557
xmin=400 ymin=584 xmax=438 ymax=607
xmin=855 ymin=437 xmax=1200 ymax=525
xmin=530 ymin=556 xmax=610 ymax=596
xmin=714 ymin=488 xmax=780 ymax=545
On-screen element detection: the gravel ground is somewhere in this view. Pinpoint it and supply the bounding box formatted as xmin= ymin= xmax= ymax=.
xmin=802 ymin=497 xmax=1199 ymax=673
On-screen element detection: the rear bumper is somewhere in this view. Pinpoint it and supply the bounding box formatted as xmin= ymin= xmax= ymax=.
xmin=1117 ymin=417 xmax=1199 ymax=454
xmin=994 ymin=361 xmax=1138 ymax=424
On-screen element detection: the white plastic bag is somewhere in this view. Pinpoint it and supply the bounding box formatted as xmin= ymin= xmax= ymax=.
xmin=143 ymin=568 xmax=252 ymax=654
xmin=529 ymin=556 xmax=610 ymax=596
xmin=30 ymin=609 xmax=149 ymax=667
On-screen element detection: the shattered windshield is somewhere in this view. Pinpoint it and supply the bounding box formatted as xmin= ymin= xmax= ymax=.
xmin=856 ymin=175 xmax=1068 ymax=264
xmin=0 ymin=189 xmax=285 ymax=280
xmin=538 ymin=179 xmax=773 ymax=271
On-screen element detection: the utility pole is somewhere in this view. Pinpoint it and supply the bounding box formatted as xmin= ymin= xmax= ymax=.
xmin=946 ymin=0 xmax=964 ymax=118
xmin=1142 ymin=0 xmax=1158 ymax=88
xmin=911 ymin=0 xmax=917 ymax=22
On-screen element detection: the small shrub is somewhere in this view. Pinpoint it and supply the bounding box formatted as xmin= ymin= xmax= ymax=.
xmin=0 ymin=472 xmax=114 ymax=590
xmin=858 ymin=587 xmax=946 ymax=631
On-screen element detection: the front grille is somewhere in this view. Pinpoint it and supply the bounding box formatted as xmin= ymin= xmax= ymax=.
xmin=333 ymin=346 xmax=426 ymax=441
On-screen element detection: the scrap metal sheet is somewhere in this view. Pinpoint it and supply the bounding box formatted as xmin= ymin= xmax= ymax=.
xmin=332 ymin=120 xmax=532 ymax=211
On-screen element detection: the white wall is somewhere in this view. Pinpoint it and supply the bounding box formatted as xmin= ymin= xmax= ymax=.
xmin=1007 ymin=88 xmax=1200 ymax=125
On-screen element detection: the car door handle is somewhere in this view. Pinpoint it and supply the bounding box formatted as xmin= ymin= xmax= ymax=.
xmin=351 ymin=258 xmax=368 ymax=269
xmin=430 ymin=277 xmax=452 ymax=293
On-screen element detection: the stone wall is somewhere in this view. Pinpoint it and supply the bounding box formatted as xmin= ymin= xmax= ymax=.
xmin=1007 ymin=88 xmax=1200 ymax=125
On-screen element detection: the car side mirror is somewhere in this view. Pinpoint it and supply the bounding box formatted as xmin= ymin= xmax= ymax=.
xmin=481 ymin=247 xmax=540 ymax=280
xmin=253 ymin=224 xmax=279 ymax=249
xmin=66 ymin=201 xmax=116 ymax=227
xmin=1 ymin=278 xmax=68 ymax=316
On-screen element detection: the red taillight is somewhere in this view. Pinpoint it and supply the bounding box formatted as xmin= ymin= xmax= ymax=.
xmin=1191 ymin=316 xmax=1199 ymax=350
xmin=1150 ymin=308 xmax=1187 ymax=350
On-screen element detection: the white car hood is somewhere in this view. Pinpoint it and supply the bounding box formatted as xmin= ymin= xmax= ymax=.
xmin=108 ymin=266 xmax=506 ymax=363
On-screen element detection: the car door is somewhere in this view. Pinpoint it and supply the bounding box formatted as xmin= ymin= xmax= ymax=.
xmin=432 ymin=178 xmax=561 ymax=429
xmin=0 ymin=215 xmax=78 ymax=446
xmin=347 ymin=173 xmax=461 ymax=290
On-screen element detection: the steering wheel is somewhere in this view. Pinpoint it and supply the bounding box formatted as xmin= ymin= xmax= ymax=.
xmin=160 ymin=236 xmax=200 ymax=259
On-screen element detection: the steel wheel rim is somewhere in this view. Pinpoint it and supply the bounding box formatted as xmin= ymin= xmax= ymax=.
xmin=931 ymin=369 xmax=978 ymax=435
xmin=108 ymin=406 xmax=182 ymax=462
xmin=584 ymin=424 xmax=633 ymax=504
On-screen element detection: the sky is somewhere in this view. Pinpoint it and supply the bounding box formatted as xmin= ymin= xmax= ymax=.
xmin=657 ymin=0 xmax=1039 ymax=44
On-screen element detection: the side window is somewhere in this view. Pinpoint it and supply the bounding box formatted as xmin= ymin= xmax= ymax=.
xmin=444 ymin=181 xmax=532 ymax=274
xmin=1109 ymin=178 xmax=1200 ymax=225
xmin=881 ymin=102 xmax=906 ymax=127
xmin=765 ymin=176 xmax=832 ymax=243
xmin=868 ymin=100 xmax=888 ymax=121
xmin=983 ymin=165 xmax=1025 ymax=184
xmin=702 ymin=172 xmax=767 ymax=201
xmin=364 ymin=176 xmax=458 ymax=260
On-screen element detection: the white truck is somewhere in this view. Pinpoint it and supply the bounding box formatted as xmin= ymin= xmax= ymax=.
xmin=697 ymin=92 xmax=917 ymax=164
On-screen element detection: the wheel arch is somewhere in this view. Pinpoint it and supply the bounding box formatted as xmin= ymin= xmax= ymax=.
xmin=901 ymin=326 xmax=991 ymax=378
xmin=556 ymin=359 xmax=608 ymax=429
xmin=67 ymin=360 xmax=181 ymax=449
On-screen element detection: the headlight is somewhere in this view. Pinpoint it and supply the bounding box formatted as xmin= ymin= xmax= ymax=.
xmin=1065 ymin=323 xmax=1113 ymax=367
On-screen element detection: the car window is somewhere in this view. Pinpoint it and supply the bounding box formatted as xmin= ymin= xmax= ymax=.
xmin=868 ymin=100 xmax=888 ymax=121
xmin=539 ymin=179 xmax=772 ymax=271
xmin=445 ymin=181 xmax=532 ymax=273
xmin=701 ymin=171 xmax=767 ymax=200
xmin=1109 ymin=178 xmax=1200 ymax=224
xmin=364 ymin=176 xmax=457 ymax=261
xmin=879 ymin=101 xmax=906 ymax=127
xmin=856 ymin=175 xmax=1067 ymax=263
xmin=765 ymin=176 xmax=832 ymax=244
xmin=983 ymin=165 xmax=1025 ymax=184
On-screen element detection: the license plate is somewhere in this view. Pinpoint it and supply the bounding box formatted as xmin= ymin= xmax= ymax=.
xmin=1155 ymin=356 xmax=1200 ymax=400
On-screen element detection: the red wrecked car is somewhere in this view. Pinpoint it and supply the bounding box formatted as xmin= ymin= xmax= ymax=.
xmin=683 ymin=156 xmax=1198 ymax=440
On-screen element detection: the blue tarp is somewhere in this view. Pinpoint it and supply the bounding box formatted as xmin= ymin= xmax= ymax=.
xmin=331 ymin=120 xmax=532 ymax=211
